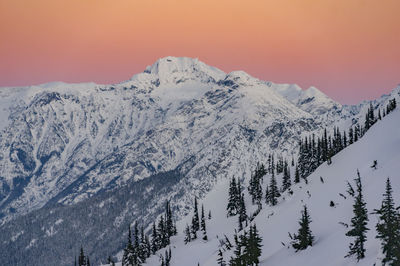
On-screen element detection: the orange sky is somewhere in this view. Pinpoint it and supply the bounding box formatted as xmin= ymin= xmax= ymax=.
xmin=0 ymin=0 xmax=399 ymax=103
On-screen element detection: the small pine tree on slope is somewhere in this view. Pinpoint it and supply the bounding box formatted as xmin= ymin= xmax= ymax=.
xmin=201 ymin=204 xmax=208 ymax=241
xmin=374 ymin=178 xmax=400 ymax=265
xmin=345 ymin=170 xmax=369 ymax=261
xmin=184 ymin=224 xmax=191 ymax=244
xmin=227 ymin=177 xmax=238 ymax=216
xmin=122 ymin=226 xmax=136 ymax=266
xmin=291 ymin=205 xmax=314 ymax=251
xmin=267 ymin=174 xmax=280 ymax=206
xmin=244 ymin=224 xmax=263 ymax=265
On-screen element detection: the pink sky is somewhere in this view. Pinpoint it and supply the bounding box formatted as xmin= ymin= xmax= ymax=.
xmin=0 ymin=0 xmax=399 ymax=103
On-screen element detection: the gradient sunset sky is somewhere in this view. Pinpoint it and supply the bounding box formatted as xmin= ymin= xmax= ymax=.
xmin=0 ymin=0 xmax=399 ymax=103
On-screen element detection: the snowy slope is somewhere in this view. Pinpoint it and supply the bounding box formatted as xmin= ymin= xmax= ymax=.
xmin=136 ymin=108 xmax=400 ymax=266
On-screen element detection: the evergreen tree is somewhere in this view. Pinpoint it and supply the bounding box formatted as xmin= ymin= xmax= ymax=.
xmin=244 ymin=224 xmax=263 ymax=265
xmin=230 ymin=231 xmax=247 ymax=265
xmin=345 ymin=171 xmax=369 ymax=261
xmin=122 ymin=226 xmax=135 ymax=266
xmin=151 ymin=222 xmax=158 ymax=254
xmin=267 ymin=175 xmax=280 ymax=206
xmin=191 ymin=196 xmax=200 ymax=238
xmin=354 ymin=125 xmax=359 ymax=142
xmin=291 ymin=205 xmax=314 ymax=251
xmin=165 ymin=248 xmax=171 ymax=266
xmin=193 ymin=197 xmax=199 ymax=231
xmin=249 ymin=164 xmax=264 ymax=205
xmin=238 ymin=193 xmax=247 ymax=230
xmin=265 ymin=185 xmax=269 ymax=205
xmin=184 ymin=224 xmax=191 ymax=244
xmin=138 ymin=226 xmax=148 ymax=262
xmin=227 ymin=177 xmax=238 ymax=216
xmin=294 ymin=164 xmax=300 ymax=184
xmin=374 ymin=178 xmax=400 ymax=265
xmin=281 ymin=162 xmax=291 ymax=192
xmin=165 ymin=200 xmax=175 ymax=238
xmin=158 ymin=216 xmax=167 ymax=248
xmin=201 ymin=204 xmax=208 ymax=241
xmin=133 ymin=222 xmax=141 ymax=265
xmin=78 ymin=247 xmax=86 ymax=266
xmin=349 ymin=127 xmax=354 ymax=145
xmin=191 ymin=216 xmax=197 ymax=240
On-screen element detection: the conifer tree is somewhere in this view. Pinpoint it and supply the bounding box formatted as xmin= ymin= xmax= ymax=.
xmin=249 ymin=165 xmax=264 ymax=205
xmin=354 ymin=126 xmax=359 ymax=142
xmin=267 ymin=175 xmax=280 ymax=206
xmin=164 ymin=248 xmax=171 ymax=266
xmin=138 ymin=225 xmax=149 ymax=263
xmin=191 ymin=196 xmax=200 ymax=237
xmin=294 ymin=164 xmax=300 ymax=184
xmin=345 ymin=171 xmax=369 ymax=261
xmin=201 ymin=204 xmax=208 ymax=241
xmin=133 ymin=222 xmax=141 ymax=264
xmin=238 ymin=193 xmax=247 ymax=230
xmin=184 ymin=224 xmax=191 ymax=244
xmin=165 ymin=200 xmax=175 ymax=238
xmin=244 ymin=224 xmax=263 ymax=265
xmin=349 ymin=127 xmax=354 ymax=145
xmin=281 ymin=162 xmax=291 ymax=192
xmin=158 ymin=216 xmax=167 ymax=248
xmin=227 ymin=177 xmax=238 ymax=216
xmin=122 ymin=226 xmax=135 ymax=266
xmin=193 ymin=197 xmax=199 ymax=230
xmin=151 ymin=222 xmax=158 ymax=254
xmin=191 ymin=215 xmax=198 ymax=240
xmin=79 ymin=247 xmax=86 ymax=266
xmin=374 ymin=178 xmax=400 ymax=265
xmin=291 ymin=205 xmax=314 ymax=251
xmin=230 ymin=231 xmax=247 ymax=265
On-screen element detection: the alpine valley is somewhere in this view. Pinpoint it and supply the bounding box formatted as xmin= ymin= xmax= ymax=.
xmin=0 ymin=57 xmax=399 ymax=266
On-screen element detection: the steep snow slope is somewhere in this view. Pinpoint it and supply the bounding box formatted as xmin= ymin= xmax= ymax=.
xmin=0 ymin=56 xmax=363 ymax=222
xmin=139 ymin=108 xmax=400 ymax=266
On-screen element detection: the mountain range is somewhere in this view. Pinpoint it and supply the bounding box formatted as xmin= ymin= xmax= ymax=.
xmin=0 ymin=57 xmax=398 ymax=265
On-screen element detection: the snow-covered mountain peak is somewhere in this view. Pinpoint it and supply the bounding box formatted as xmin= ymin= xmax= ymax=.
xmin=272 ymin=83 xmax=341 ymax=115
xmin=304 ymin=86 xmax=325 ymax=97
xmin=138 ymin=56 xmax=226 ymax=85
